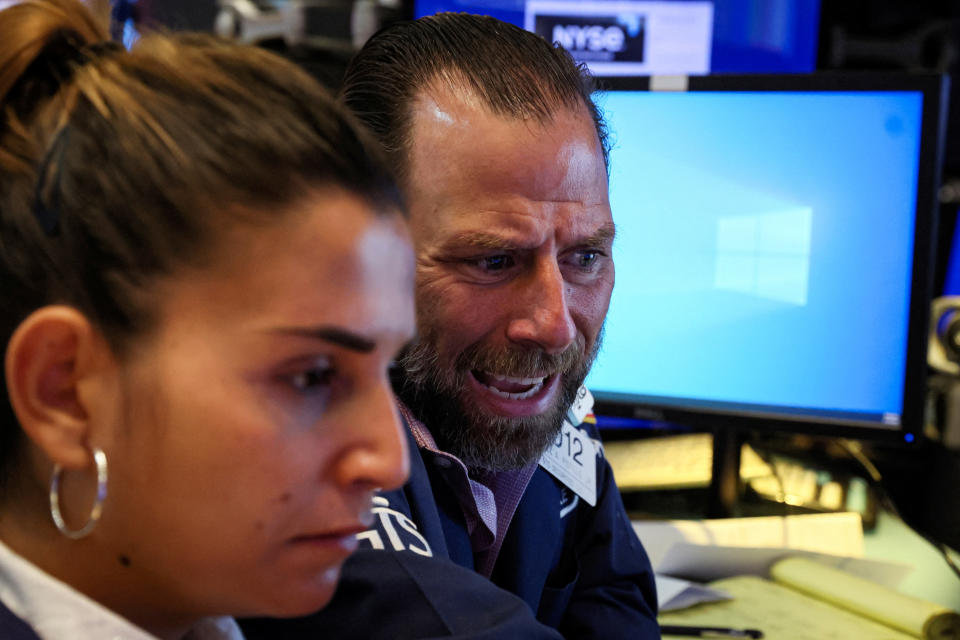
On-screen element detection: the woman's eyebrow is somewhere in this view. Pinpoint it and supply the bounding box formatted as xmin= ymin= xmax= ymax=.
xmin=268 ymin=326 xmax=377 ymax=353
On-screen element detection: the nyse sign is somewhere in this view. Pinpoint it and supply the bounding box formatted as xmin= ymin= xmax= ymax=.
xmin=525 ymin=1 xmax=714 ymax=76
xmin=552 ymin=23 xmax=627 ymax=57
xmin=536 ymin=14 xmax=644 ymax=63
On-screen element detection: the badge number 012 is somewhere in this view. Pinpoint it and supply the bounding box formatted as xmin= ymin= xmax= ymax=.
xmin=554 ymin=425 xmax=586 ymax=466
xmin=540 ymin=420 xmax=597 ymax=506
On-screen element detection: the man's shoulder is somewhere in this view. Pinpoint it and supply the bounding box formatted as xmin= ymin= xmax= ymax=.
xmin=240 ymin=552 xmax=564 ymax=640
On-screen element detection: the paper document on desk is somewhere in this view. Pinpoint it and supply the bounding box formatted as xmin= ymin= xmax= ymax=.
xmin=656 ymin=574 xmax=732 ymax=612
xmin=660 ymin=575 xmax=918 ymax=639
xmin=633 ymin=511 xmax=866 ymax=565
xmin=659 ymin=557 xmax=960 ymax=640
xmin=631 ymin=512 xmax=911 ymax=587
xmin=656 ymin=542 xmax=912 ymax=588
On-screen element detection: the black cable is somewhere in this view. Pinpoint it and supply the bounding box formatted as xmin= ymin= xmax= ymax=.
xmin=836 ymin=438 xmax=960 ymax=582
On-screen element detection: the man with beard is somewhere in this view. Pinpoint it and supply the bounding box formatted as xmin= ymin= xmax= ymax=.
xmin=240 ymin=11 xmax=658 ymax=640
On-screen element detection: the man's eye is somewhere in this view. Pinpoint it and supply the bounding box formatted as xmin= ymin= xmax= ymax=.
xmin=577 ymin=251 xmax=600 ymax=268
xmin=570 ymin=250 xmax=604 ymax=271
xmin=472 ymin=255 xmax=515 ymax=272
xmin=289 ymin=366 xmax=335 ymax=392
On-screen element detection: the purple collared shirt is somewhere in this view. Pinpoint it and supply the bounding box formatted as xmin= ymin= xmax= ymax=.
xmin=397 ymin=402 xmax=538 ymax=578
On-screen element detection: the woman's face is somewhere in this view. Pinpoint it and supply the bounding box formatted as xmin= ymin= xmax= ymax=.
xmin=90 ymin=188 xmax=414 ymax=620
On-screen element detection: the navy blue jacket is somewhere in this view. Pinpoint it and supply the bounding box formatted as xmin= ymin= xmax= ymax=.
xmin=242 ymin=420 xmax=659 ymax=639
xmin=242 ymin=551 xmax=564 ymax=639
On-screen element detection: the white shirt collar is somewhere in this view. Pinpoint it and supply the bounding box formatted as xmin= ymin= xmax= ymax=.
xmin=0 ymin=537 xmax=245 ymax=640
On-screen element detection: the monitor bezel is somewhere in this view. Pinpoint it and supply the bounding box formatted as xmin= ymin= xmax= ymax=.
xmin=591 ymin=72 xmax=950 ymax=444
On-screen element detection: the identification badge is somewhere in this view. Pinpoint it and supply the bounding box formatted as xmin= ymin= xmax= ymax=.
xmin=539 ymin=419 xmax=597 ymax=506
xmin=566 ymin=385 xmax=594 ymax=426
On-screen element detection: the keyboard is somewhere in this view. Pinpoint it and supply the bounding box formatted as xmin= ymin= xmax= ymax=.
xmin=604 ymin=433 xmax=872 ymax=520
xmin=604 ymin=432 xmax=774 ymax=490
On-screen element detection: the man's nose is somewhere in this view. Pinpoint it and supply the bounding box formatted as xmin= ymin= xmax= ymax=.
xmin=505 ymin=259 xmax=576 ymax=354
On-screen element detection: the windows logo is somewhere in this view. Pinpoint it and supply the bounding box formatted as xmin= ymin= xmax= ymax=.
xmin=714 ymin=208 xmax=812 ymax=306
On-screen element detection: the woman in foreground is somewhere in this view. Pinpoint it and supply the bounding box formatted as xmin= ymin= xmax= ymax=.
xmin=0 ymin=1 xmax=414 ymax=638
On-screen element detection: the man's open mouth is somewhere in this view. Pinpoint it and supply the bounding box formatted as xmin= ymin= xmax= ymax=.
xmin=471 ymin=371 xmax=551 ymax=400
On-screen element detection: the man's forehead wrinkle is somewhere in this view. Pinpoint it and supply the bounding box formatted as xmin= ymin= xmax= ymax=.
xmin=459 ymin=149 xmax=605 ymax=205
xmin=444 ymin=201 xmax=609 ymax=227
xmin=407 ymin=86 xmax=602 ymax=181
xmin=463 ymin=198 xmax=604 ymax=213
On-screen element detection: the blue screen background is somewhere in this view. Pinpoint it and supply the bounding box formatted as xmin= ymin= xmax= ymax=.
xmin=585 ymin=91 xmax=923 ymax=418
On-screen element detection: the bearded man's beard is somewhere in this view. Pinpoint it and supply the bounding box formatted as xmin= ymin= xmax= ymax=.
xmin=396 ymin=328 xmax=602 ymax=472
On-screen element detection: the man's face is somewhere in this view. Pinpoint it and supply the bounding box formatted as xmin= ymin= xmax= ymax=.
xmin=401 ymin=85 xmax=614 ymax=471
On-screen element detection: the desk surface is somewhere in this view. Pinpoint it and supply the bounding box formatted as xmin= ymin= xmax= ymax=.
xmin=863 ymin=510 xmax=959 ymax=611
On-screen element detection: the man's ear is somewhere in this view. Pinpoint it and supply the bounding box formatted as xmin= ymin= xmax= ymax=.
xmin=5 ymin=306 xmax=110 ymax=471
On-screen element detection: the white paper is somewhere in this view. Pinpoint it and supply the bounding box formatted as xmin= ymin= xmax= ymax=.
xmin=655 ymin=543 xmax=913 ymax=590
xmin=657 ymin=574 xmax=732 ymax=612
xmin=633 ymin=512 xmax=866 ymax=567
xmin=567 ymin=386 xmax=594 ymax=425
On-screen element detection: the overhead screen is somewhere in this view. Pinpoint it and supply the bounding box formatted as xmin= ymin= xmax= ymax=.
xmin=414 ymin=0 xmax=821 ymax=75
xmin=585 ymin=75 xmax=947 ymax=442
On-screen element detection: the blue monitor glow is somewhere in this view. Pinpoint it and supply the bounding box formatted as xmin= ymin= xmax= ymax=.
xmin=586 ymin=74 xmax=948 ymax=443
xmin=413 ymin=0 xmax=821 ymax=75
xmin=942 ymin=206 xmax=960 ymax=296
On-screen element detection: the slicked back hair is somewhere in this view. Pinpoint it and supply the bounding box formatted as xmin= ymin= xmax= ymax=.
xmin=339 ymin=12 xmax=609 ymax=187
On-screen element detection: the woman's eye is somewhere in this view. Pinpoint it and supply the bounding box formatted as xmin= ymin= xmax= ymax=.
xmin=289 ymin=366 xmax=335 ymax=392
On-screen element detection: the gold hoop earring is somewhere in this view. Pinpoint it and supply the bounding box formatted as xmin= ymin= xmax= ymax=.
xmin=49 ymin=447 xmax=108 ymax=540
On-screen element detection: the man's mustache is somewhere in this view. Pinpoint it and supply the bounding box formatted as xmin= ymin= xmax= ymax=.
xmin=455 ymin=335 xmax=586 ymax=380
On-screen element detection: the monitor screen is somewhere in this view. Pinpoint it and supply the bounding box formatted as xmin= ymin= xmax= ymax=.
xmin=413 ymin=0 xmax=821 ymax=75
xmin=586 ymin=74 xmax=947 ymax=442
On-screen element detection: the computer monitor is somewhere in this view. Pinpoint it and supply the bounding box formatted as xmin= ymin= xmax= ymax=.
xmin=586 ymin=73 xmax=948 ymax=448
xmin=413 ymin=0 xmax=821 ymax=75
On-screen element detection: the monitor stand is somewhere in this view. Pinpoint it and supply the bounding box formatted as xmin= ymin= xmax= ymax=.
xmin=707 ymin=428 xmax=745 ymax=518
xmin=609 ymin=425 xmax=879 ymax=524
xmin=704 ymin=429 xmax=881 ymax=524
